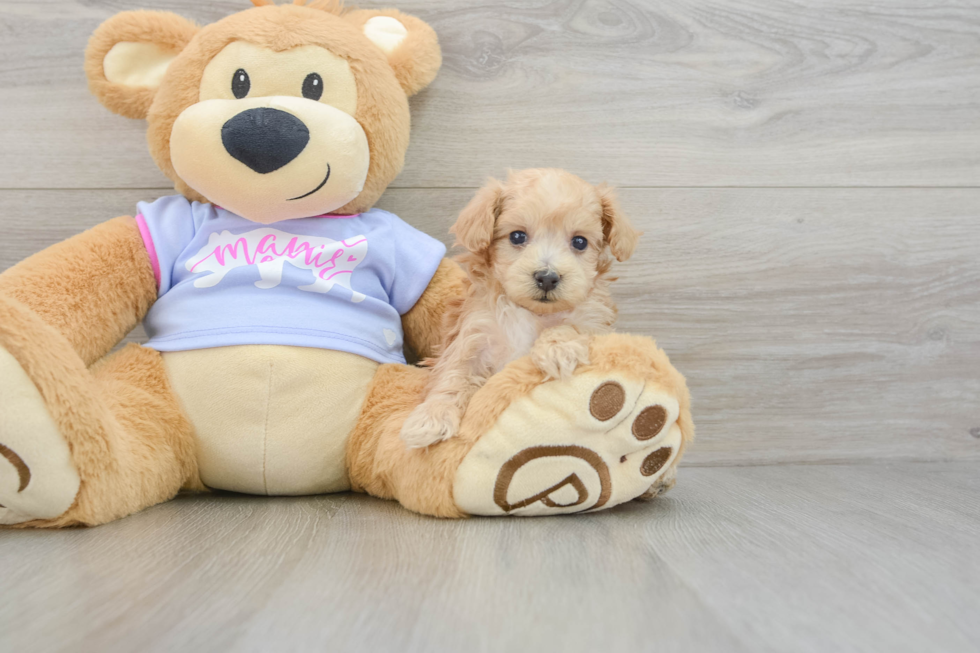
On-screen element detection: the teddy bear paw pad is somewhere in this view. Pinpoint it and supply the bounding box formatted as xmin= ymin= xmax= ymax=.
xmin=0 ymin=347 xmax=79 ymax=525
xmin=453 ymin=373 xmax=682 ymax=516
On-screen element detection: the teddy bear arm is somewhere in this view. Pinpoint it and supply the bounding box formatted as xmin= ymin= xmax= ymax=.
xmin=0 ymin=216 xmax=157 ymax=366
xmin=401 ymin=257 xmax=467 ymax=361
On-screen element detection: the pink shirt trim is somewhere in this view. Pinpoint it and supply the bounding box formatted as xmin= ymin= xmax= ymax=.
xmin=135 ymin=213 xmax=162 ymax=289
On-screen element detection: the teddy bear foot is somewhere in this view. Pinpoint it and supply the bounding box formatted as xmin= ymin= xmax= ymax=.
xmin=453 ymin=371 xmax=684 ymax=516
xmin=0 ymin=347 xmax=80 ymax=526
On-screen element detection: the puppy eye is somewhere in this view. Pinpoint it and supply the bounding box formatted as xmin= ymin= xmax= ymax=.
xmin=231 ymin=69 xmax=250 ymax=99
xmin=509 ymin=231 xmax=528 ymax=246
xmin=302 ymin=73 xmax=323 ymax=101
xmin=571 ymin=236 xmax=588 ymax=251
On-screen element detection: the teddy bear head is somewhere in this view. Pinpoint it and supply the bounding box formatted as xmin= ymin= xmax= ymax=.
xmin=85 ymin=0 xmax=440 ymax=223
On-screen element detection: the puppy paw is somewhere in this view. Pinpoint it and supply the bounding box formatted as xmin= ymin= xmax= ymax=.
xmin=400 ymin=401 xmax=462 ymax=449
xmin=531 ymin=329 xmax=591 ymax=381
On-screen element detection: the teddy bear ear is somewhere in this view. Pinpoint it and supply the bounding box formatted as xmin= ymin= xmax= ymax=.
xmin=85 ymin=11 xmax=199 ymax=120
xmin=343 ymin=9 xmax=442 ymax=97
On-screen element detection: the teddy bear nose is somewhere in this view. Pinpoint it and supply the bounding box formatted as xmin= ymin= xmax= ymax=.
xmin=534 ymin=269 xmax=561 ymax=292
xmin=221 ymin=108 xmax=310 ymax=174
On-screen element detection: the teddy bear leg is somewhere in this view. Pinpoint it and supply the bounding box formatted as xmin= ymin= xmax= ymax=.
xmin=346 ymin=334 xmax=694 ymax=518
xmin=0 ymin=297 xmax=200 ymax=528
xmin=346 ymin=363 xmax=468 ymax=517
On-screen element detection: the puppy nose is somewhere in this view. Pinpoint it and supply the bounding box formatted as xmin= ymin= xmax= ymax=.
xmin=533 ymin=270 xmax=561 ymax=292
xmin=221 ymin=108 xmax=310 ymax=174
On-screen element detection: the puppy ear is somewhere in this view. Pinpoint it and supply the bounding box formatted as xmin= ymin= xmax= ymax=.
xmin=451 ymin=179 xmax=504 ymax=254
xmin=85 ymin=11 xmax=199 ymax=120
xmin=343 ymin=9 xmax=442 ymax=96
xmin=597 ymin=184 xmax=640 ymax=262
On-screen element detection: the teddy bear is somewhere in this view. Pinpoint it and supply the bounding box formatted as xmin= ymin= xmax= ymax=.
xmin=0 ymin=0 xmax=693 ymax=527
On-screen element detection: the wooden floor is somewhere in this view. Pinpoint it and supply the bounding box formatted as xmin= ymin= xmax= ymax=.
xmin=1 ymin=463 xmax=978 ymax=653
xmin=1 ymin=0 xmax=979 ymax=651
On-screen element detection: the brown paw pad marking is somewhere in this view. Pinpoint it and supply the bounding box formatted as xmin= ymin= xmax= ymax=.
xmin=590 ymin=381 xmax=626 ymax=421
xmin=633 ymin=405 xmax=668 ymax=441
xmin=641 ymin=448 xmax=672 ymax=477
xmin=0 ymin=442 xmax=31 ymax=492
xmin=494 ymin=445 xmax=612 ymax=512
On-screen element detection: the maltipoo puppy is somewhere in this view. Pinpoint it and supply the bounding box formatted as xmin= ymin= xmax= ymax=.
xmin=399 ymin=168 xmax=641 ymax=449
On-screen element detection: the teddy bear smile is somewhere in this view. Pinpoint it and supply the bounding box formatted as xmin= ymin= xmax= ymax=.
xmin=287 ymin=163 xmax=331 ymax=201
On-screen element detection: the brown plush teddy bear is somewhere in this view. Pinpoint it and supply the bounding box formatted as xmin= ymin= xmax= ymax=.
xmin=0 ymin=0 xmax=693 ymax=527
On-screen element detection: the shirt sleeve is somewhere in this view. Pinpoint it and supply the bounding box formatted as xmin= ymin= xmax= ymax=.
xmin=135 ymin=195 xmax=198 ymax=296
xmin=386 ymin=215 xmax=449 ymax=316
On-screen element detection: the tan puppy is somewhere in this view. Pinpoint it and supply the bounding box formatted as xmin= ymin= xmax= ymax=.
xmin=400 ymin=168 xmax=640 ymax=448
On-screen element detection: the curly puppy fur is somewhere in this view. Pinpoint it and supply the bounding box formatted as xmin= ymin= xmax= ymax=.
xmin=400 ymin=169 xmax=641 ymax=448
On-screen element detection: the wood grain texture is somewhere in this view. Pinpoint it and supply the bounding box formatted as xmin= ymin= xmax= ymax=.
xmin=1 ymin=0 xmax=979 ymax=188
xmin=0 ymin=463 xmax=977 ymax=653
xmin=2 ymin=2 xmax=978 ymax=649
xmin=2 ymin=188 xmax=978 ymax=465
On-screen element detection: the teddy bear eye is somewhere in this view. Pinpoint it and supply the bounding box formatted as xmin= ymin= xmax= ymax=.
xmin=303 ymin=73 xmax=324 ymax=101
xmin=571 ymin=236 xmax=588 ymax=251
xmin=231 ymin=69 xmax=250 ymax=99
xmin=509 ymin=231 xmax=527 ymax=246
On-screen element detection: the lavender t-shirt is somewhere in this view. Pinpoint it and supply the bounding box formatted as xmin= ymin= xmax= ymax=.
xmin=135 ymin=195 xmax=446 ymax=364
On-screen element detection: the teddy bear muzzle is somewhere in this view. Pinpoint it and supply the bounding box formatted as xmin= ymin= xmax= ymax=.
xmin=170 ymin=95 xmax=370 ymax=224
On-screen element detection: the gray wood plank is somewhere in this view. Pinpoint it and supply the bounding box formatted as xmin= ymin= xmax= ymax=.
xmin=636 ymin=463 xmax=980 ymax=653
xmin=1 ymin=0 xmax=979 ymax=189
xmin=0 ymin=463 xmax=977 ymax=653
xmin=2 ymin=188 xmax=977 ymax=465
